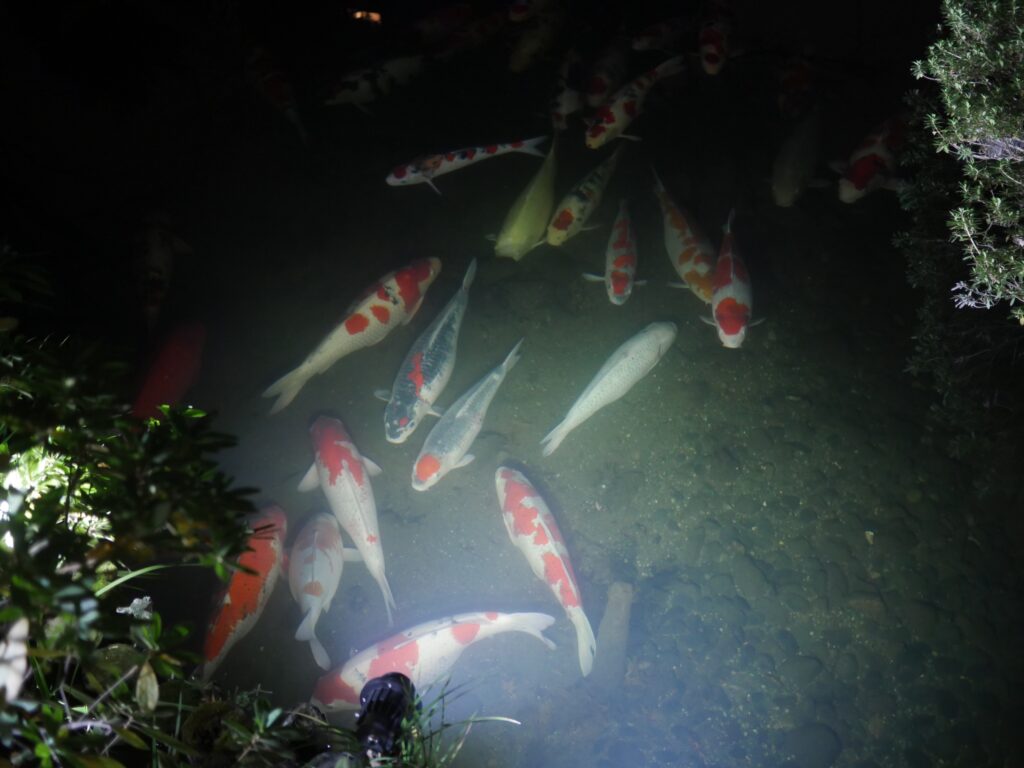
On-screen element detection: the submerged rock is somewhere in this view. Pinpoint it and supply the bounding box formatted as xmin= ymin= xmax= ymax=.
xmin=591 ymin=582 xmax=634 ymax=694
xmin=783 ymin=722 xmax=842 ymax=768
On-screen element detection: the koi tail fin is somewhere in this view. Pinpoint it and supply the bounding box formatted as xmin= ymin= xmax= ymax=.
xmin=376 ymin=574 xmax=396 ymax=627
xmin=540 ymin=416 xmax=571 ymax=457
xmin=262 ymin=365 xmax=311 ymax=414
xmin=519 ymin=135 xmax=550 ymax=157
xmin=506 ymin=612 xmax=557 ymax=651
xmin=570 ymin=608 xmax=597 ymax=677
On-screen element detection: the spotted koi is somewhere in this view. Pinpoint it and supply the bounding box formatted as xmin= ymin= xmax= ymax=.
xmin=705 ymin=209 xmax=753 ymax=348
xmin=387 ymin=137 xmax=548 ymax=194
xmin=262 ymin=258 xmax=441 ymax=414
xmin=378 ymin=260 xmax=477 ymax=444
xmin=311 ymin=611 xmax=556 ymax=711
xmin=585 ymin=56 xmax=684 ymax=149
xmin=546 ymin=146 xmax=621 ymax=246
xmin=652 ymin=168 xmax=715 ymax=304
xmin=495 ymin=467 xmax=596 ymax=676
xmin=583 ymin=199 xmax=641 ymax=305
xmin=298 ymin=417 xmax=395 ymax=625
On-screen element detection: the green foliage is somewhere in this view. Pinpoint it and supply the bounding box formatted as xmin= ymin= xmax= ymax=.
xmin=913 ymin=0 xmax=1024 ymax=320
xmin=897 ymin=0 xmax=1024 ymax=487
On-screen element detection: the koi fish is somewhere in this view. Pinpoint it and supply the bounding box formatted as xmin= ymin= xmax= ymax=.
xmin=698 ymin=1 xmax=733 ymax=76
xmin=551 ymin=48 xmax=584 ymax=131
xmin=704 ymin=209 xmax=752 ymax=348
xmin=652 ymin=169 xmax=715 ymax=303
xmin=495 ymin=467 xmax=596 ymax=677
xmin=836 ymin=117 xmax=905 ymax=203
xmin=201 ymin=506 xmax=287 ymax=680
xmin=631 ymin=17 xmax=686 ymax=51
xmin=387 ymin=137 xmax=547 ymax=195
xmin=288 ymin=513 xmax=361 ymax=669
xmin=247 ymin=47 xmax=307 ymax=143
xmin=131 ymin=322 xmax=206 ymax=420
xmin=377 ymin=260 xmax=477 ymax=444
xmin=541 ymin=322 xmax=677 ymax=456
xmin=772 ymin=107 xmax=821 ymax=207
xmin=585 ymin=56 xmax=684 ymax=149
xmin=585 ymin=43 xmax=627 ymax=108
xmin=546 ymin=146 xmax=621 ymax=246
xmin=311 ymin=611 xmax=556 ymax=711
xmin=494 ymin=139 xmax=557 ymax=260
xmin=262 ymin=258 xmax=442 ymax=414
xmin=298 ymin=417 xmax=396 ymax=625
xmin=326 ymin=55 xmax=424 ymax=108
xmin=583 ymin=199 xmax=642 ymax=305
xmin=412 ymin=339 xmax=523 ymax=491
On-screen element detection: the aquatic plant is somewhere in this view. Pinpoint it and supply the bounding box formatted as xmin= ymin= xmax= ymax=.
xmin=896 ymin=0 xmax=1024 ymax=485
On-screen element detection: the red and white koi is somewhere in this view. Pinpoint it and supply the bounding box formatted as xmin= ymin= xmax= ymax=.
xmin=262 ymin=258 xmax=441 ymax=414
xmin=550 ymin=48 xmax=584 ymax=131
xmin=299 ymin=417 xmax=396 ymax=625
xmin=546 ymin=146 xmax=621 ymax=246
xmin=585 ymin=43 xmax=627 ymax=108
xmin=631 ymin=17 xmax=687 ymax=51
xmin=201 ymin=506 xmax=287 ymax=680
xmin=378 ymin=260 xmax=477 ymax=444
xmin=704 ymin=209 xmax=752 ymax=348
xmin=837 ymin=117 xmax=905 ymax=203
xmin=412 ymin=339 xmax=523 ymax=491
xmin=583 ymin=199 xmax=641 ymax=305
xmin=652 ymin=169 xmax=715 ymax=303
xmin=585 ymin=56 xmax=684 ymax=149
xmin=289 ymin=513 xmax=361 ymax=669
xmin=541 ymin=322 xmax=677 ymax=456
xmin=495 ymin=467 xmax=596 ymax=676
xmin=131 ymin=322 xmax=206 ymax=420
xmin=387 ymin=137 xmax=547 ymax=195
xmin=698 ymin=1 xmax=733 ymax=76
xmin=311 ymin=611 xmax=556 ymax=711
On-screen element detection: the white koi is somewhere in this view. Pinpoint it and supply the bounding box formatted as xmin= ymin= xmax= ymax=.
xmin=541 ymin=322 xmax=677 ymax=456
